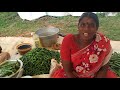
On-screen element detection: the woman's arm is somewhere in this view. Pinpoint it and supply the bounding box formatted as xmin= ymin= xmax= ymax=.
xmin=95 ymin=63 xmax=109 ymax=78
xmin=95 ymin=42 xmax=113 ymax=78
xmin=62 ymin=60 xmax=78 ymax=78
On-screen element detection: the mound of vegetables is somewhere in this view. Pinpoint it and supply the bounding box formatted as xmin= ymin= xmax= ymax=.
xmin=20 ymin=48 xmax=60 ymax=76
xmin=109 ymin=52 xmax=120 ymax=76
xmin=0 ymin=61 xmax=20 ymax=77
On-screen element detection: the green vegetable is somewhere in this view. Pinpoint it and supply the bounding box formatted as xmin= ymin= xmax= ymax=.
xmin=109 ymin=52 xmax=120 ymax=76
xmin=0 ymin=61 xmax=20 ymax=77
xmin=20 ymin=48 xmax=60 ymax=76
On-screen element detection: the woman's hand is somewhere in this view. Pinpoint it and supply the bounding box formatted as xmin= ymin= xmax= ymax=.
xmin=95 ymin=63 xmax=109 ymax=78
xmin=62 ymin=60 xmax=78 ymax=78
xmin=66 ymin=72 xmax=77 ymax=78
xmin=95 ymin=69 xmax=107 ymax=78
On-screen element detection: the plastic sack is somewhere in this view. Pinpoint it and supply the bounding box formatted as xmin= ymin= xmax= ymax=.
xmin=49 ymin=59 xmax=62 ymax=77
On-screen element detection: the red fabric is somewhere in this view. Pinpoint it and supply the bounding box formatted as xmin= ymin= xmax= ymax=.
xmin=60 ymin=34 xmax=79 ymax=61
xmin=51 ymin=69 xmax=66 ymax=78
xmin=51 ymin=68 xmax=118 ymax=78
xmin=106 ymin=69 xmax=118 ymax=78
xmin=52 ymin=33 xmax=118 ymax=78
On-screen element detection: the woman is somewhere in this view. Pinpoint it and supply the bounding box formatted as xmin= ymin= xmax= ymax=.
xmin=51 ymin=12 xmax=117 ymax=78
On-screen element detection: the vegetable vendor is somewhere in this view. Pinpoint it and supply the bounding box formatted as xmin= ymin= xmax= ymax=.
xmin=51 ymin=12 xmax=118 ymax=78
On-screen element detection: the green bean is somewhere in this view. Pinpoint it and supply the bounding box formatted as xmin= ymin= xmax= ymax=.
xmin=20 ymin=47 xmax=60 ymax=76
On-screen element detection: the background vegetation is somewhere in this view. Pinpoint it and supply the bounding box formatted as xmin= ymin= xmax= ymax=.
xmin=0 ymin=12 xmax=120 ymax=41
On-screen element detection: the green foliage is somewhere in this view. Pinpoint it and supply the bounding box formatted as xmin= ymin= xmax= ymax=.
xmin=109 ymin=52 xmax=120 ymax=76
xmin=116 ymin=12 xmax=120 ymax=17
xmin=0 ymin=61 xmax=20 ymax=77
xmin=0 ymin=12 xmax=120 ymax=40
xmin=99 ymin=15 xmax=120 ymax=41
xmin=20 ymin=48 xmax=60 ymax=76
xmin=96 ymin=12 xmax=105 ymax=18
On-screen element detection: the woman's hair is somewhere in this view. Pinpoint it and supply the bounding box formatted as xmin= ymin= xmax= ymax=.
xmin=78 ymin=12 xmax=99 ymax=28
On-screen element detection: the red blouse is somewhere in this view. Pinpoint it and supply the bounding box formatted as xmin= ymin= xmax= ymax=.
xmin=60 ymin=34 xmax=80 ymax=61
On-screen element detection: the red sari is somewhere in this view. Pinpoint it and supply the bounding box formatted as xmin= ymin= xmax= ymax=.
xmin=51 ymin=33 xmax=117 ymax=78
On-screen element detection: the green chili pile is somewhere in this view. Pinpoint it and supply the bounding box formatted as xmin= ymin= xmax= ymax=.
xmin=0 ymin=61 xmax=20 ymax=77
xmin=109 ymin=52 xmax=120 ymax=76
xmin=20 ymin=48 xmax=60 ymax=76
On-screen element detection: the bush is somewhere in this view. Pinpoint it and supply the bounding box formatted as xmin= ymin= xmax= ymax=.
xmin=96 ymin=12 xmax=105 ymax=18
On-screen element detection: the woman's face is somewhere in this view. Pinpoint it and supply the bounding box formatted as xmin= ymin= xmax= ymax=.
xmin=78 ymin=17 xmax=98 ymax=41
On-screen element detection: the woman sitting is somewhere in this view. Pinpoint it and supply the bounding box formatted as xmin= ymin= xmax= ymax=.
xmin=51 ymin=12 xmax=117 ymax=78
